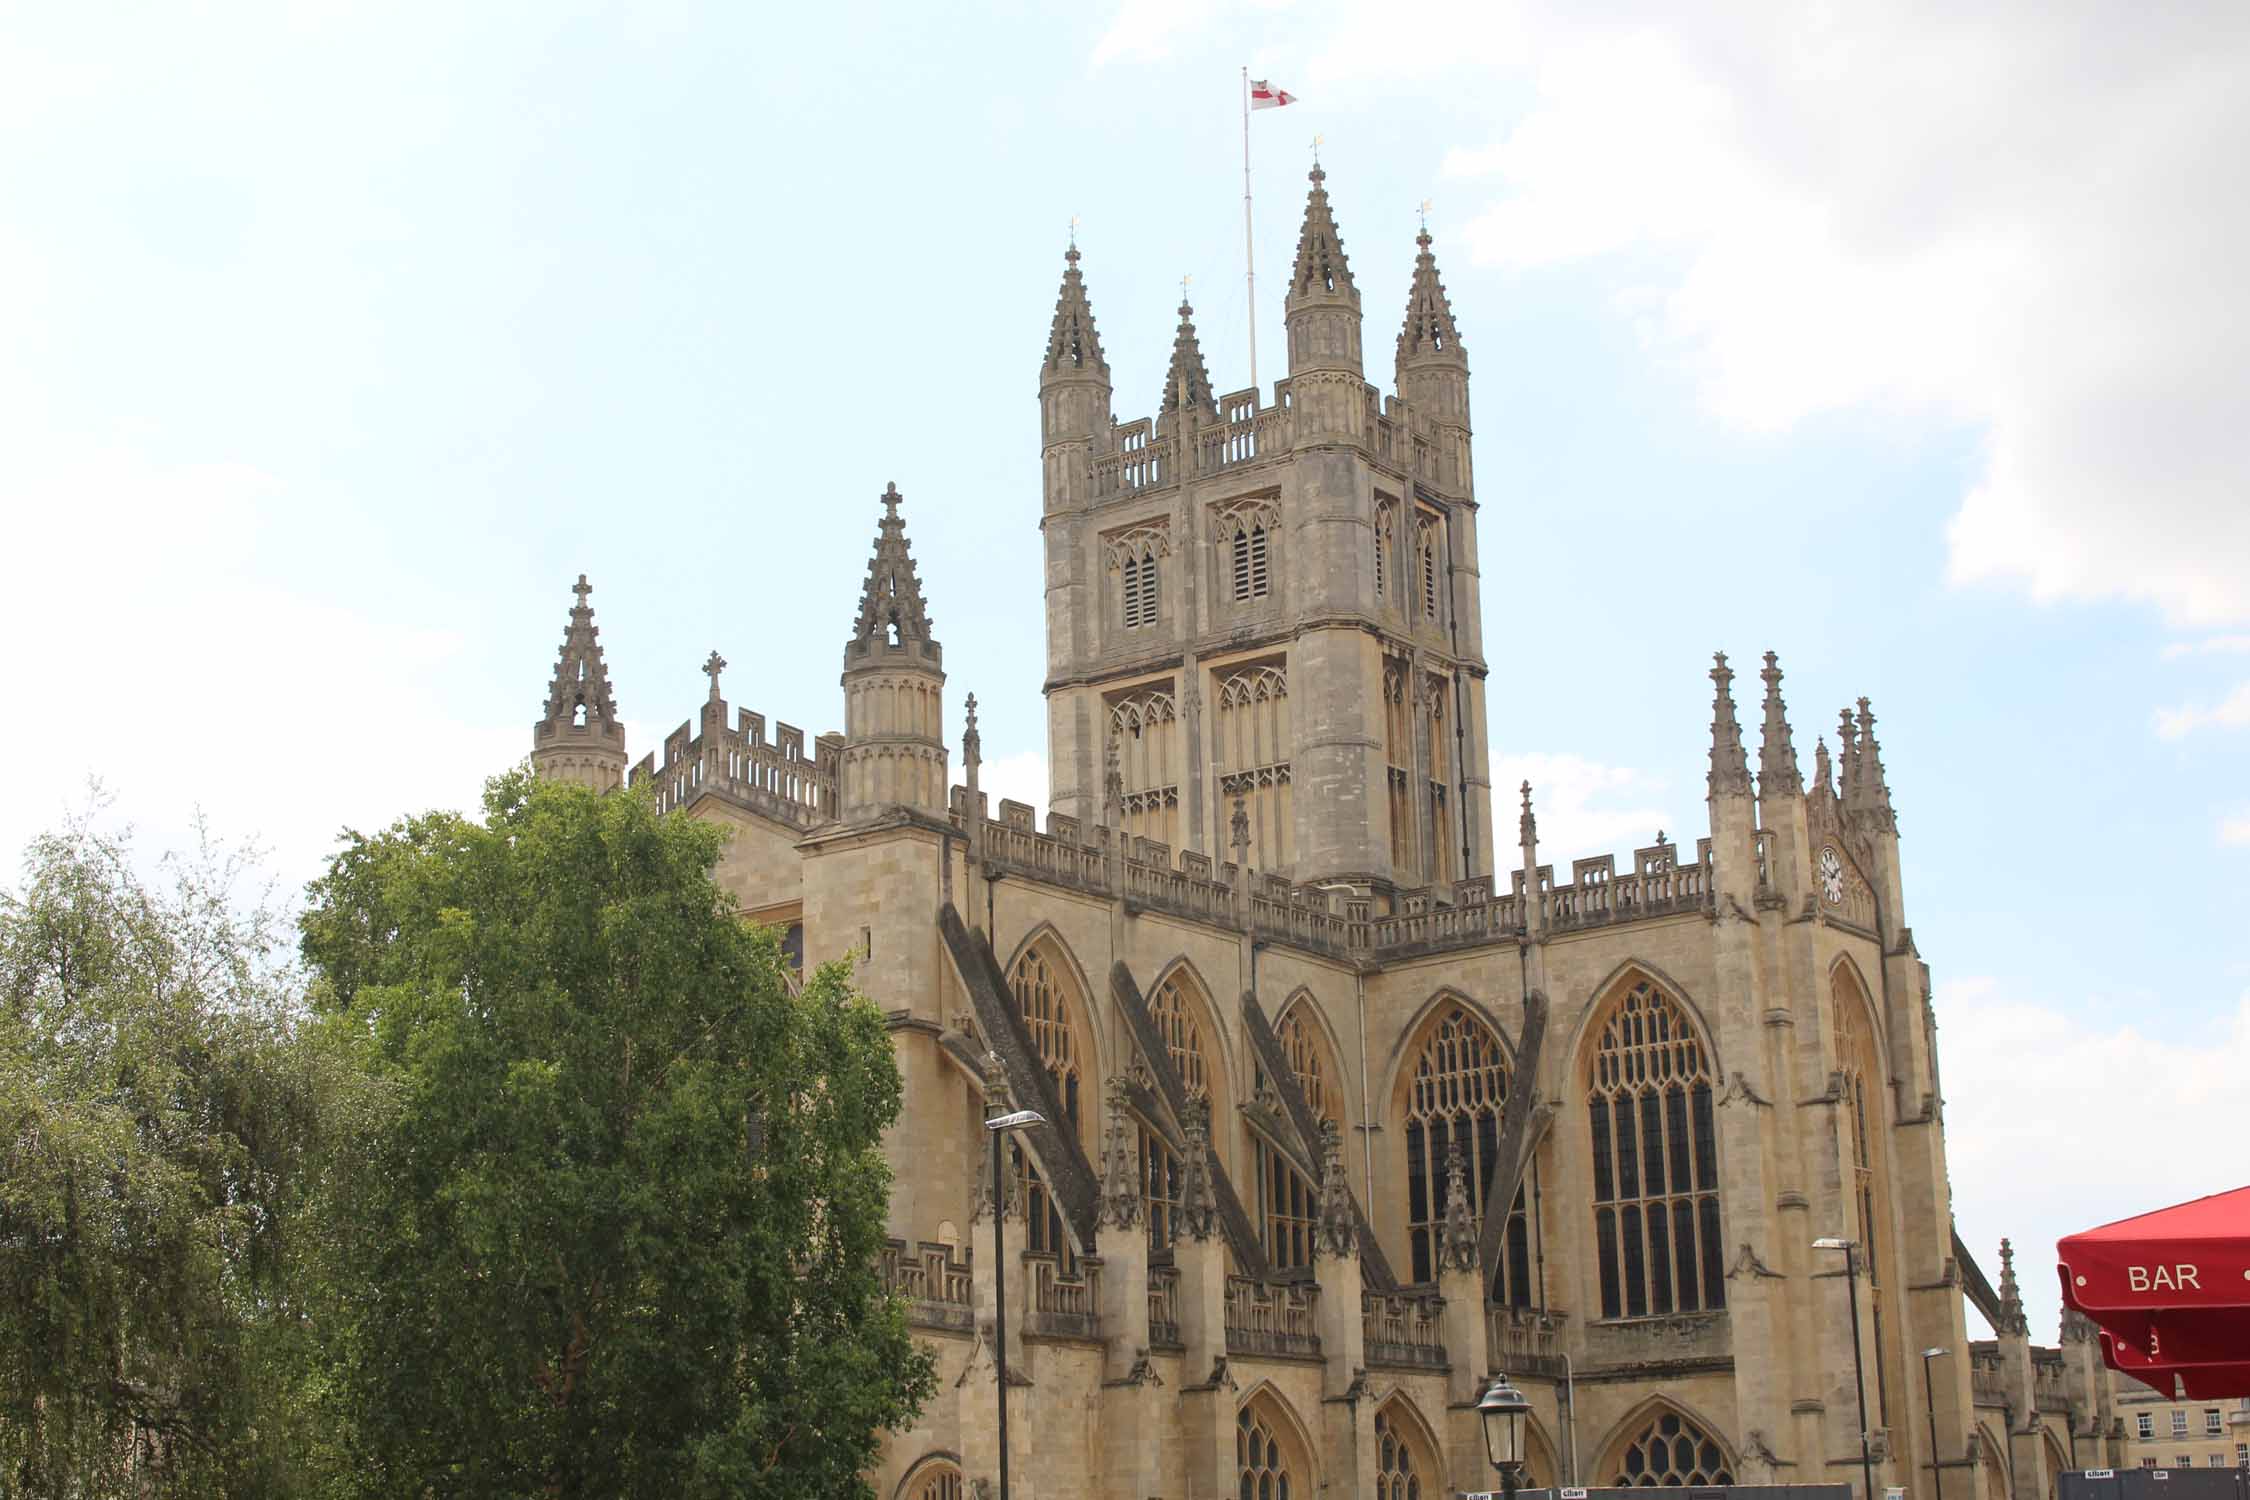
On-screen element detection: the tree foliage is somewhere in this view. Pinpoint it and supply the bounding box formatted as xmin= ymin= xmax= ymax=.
xmin=301 ymin=771 xmax=932 ymax=1499
xmin=0 ymin=802 xmax=361 ymax=1497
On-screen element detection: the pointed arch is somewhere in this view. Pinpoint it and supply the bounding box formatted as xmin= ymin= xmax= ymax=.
xmin=1143 ymin=956 xmax=1237 ymax=1107
xmin=1561 ymin=958 xmax=1722 ymax=1078
xmin=1004 ymin=931 xmax=1097 ymax=1272
xmin=1975 ymin=1424 xmax=2011 ymax=1500
xmin=1237 ymin=1382 xmax=1319 ymax=1498
xmin=1579 ymin=965 xmax=1726 ymax=1321
xmin=1390 ymin=995 xmax=1533 ymax=1302
xmin=894 ymin=1452 xmax=965 ymax=1500
xmin=1271 ymin=987 xmax=1349 ymax=1125
xmin=1832 ymin=955 xmax=1902 ymax=1433
xmin=1827 ymin=953 xmax=1893 ymax=1081
xmin=1131 ymin=958 xmax=1234 ymax=1252
xmin=1593 ymin=1397 xmax=1738 ymax=1488
xmin=2040 ymin=1428 xmax=2069 ymax=1492
xmin=1374 ymin=1392 xmax=1447 ymax=1499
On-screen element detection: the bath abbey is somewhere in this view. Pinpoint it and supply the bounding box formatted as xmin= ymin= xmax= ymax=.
xmin=529 ymin=168 xmax=2128 ymax=1498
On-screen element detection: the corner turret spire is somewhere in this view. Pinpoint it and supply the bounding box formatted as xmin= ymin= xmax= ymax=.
xmin=1708 ymin=654 xmax=1753 ymax=798
xmin=845 ymin=483 xmax=941 ymax=671
xmin=839 ymin=482 xmax=948 ymax=820
xmin=1043 ymin=244 xmax=1109 ymax=383
xmin=1159 ymin=297 xmax=1217 ymax=419
xmin=1757 ymin=652 xmax=1803 ymax=797
xmin=531 ymin=573 xmax=628 ymax=791
xmin=1396 ymin=227 xmax=1465 ymax=374
xmin=1283 ymin=164 xmax=1364 ymax=381
xmin=1853 ymin=698 xmax=1897 ymax=831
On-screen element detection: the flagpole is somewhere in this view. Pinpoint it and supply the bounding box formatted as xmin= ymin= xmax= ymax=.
xmin=1242 ymin=65 xmax=1259 ymax=394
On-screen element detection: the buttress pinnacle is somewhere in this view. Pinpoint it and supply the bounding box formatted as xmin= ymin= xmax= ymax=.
xmin=844 ymin=482 xmax=941 ymax=671
xmin=1396 ymin=226 xmax=1466 ymax=373
xmin=1160 ymin=298 xmax=1217 ymax=418
xmin=1287 ymin=164 xmax=1359 ymax=310
xmin=1708 ymin=653 xmax=1753 ymax=798
xmin=1758 ymin=651 xmax=1803 ymax=797
xmin=1042 ymin=243 xmax=1110 ymax=383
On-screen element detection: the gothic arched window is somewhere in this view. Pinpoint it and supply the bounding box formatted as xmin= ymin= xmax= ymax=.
xmin=1586 ymin=978 xmax=1723 ymax=1319
xmin=1008 ymin=944 xmax=1087 ymax=1270
xmin=1835 ymin=966 xmax=1897 ymax=1427
xmin=1238 ymin=1397 xmax=1306 ymax=1500
xmin=1140 ymin=973 xmax=1223 ymax=1251
xmin=1252 ymin=1000 xmax=1338 ymax=1272
xmin=1416 ymin=515 xmax=1442 ymax=621
xmin=1110 ymin=687 xmax=1181 ymax=847
xmin=1217 ymin=663 xmax=1293 ymax=872
xmin=1609 ymin=1409 xmax=1734 ymax=1487
xmin=1400 ymin=1003 xmax=1531 ymax=1303
xmin=1228 ymin=518 xmax=1272 ymax=601
xmin=904 ymin=1458 xmax=965 ymax=1500
xmin=1374 ymin=1404 xmax=1432 ymax=1500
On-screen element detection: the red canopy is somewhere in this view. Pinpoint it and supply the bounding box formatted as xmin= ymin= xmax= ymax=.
xmin=2058 ymin=1185 xmax=2250 ymax=1398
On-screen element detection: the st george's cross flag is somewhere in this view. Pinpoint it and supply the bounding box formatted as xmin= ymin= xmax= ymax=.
xmin=1250 ymin=79 xmax=1297 ymax=109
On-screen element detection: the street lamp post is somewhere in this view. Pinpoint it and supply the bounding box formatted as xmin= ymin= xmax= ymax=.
xmin=986 ymin=1104 xmax=1046 ymax=1500
xmin=1922 ymin=1347 xmax=1950 ymax=1500
xmin=1815 ymin=1238 xmax=1878 ymax=1500
xmin=1479 ymin=1374 xmax=1532 ymax=1500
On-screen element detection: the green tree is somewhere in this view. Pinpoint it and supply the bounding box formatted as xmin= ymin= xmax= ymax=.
xmin=301 ymin=770 xmax=931 ymax=1499
xmin=0 ymin=802 xmax=361 ymax=1498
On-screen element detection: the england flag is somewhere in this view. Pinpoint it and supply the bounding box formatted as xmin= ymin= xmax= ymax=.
xmin=1250 ymin=79 xmax=1297 ymax=109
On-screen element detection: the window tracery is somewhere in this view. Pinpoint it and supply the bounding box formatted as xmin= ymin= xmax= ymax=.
xmin=1586 ymin=979 xmax=1723 ymax=1319
xmin=1375 ymin=1406 xmax=1429 ymax=1500
xmin=1008 ymin=945 xmax=1087 ymax=1270
xmin=1110 ymin=687 xmax=1182 ymax=846
xmin=1140 ymin=973 xmax=1221 ymax=1249
xmin=1107 ymin=524 xmax=1168 ymax=631
xmin=1401 ymin=1003 xmax=1531 ymax=1302
xmin=1216 ymin=499 xmax=1278 ymax=604
xmin=905 ymin=1460 xmax=965 ymax=1500
xmin=1238 ymin=1400 xmax=1301 ymax=1500
xmin=1610 ymin=1409 xmax=1734 ymax=1487
xmin=1835 ymin=969 xmax=1896 ymax=1426
xmin=1216 ymin=663 xmax=1292 ymax=871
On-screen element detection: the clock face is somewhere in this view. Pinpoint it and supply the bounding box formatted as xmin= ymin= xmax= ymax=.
xmin=1818 ymin=846 xmax=1845 ymax=905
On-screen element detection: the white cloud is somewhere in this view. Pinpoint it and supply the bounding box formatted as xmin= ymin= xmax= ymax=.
xmin=2161 ymin=635 xmax=2250 ymax=661
xmin=2154 ymin=681 xmax=2250 ymax=740
xmin=2220 ymin=816 xmax=2250 ymax=848
xmin=1492 ymin=752 xmax=1676 ymax=867
xmin=1941 ymin=978 xmax=2250 ymax=1342
xmin=1110 ymin=1 xmax=2250 ymax=626
xmin=0 ymin=442 xmax=522 ymax=893
xmin=977 ymin=748 xmax=1051 ymax=820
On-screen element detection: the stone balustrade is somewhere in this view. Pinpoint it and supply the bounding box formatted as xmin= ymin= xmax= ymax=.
xmin=880 ymin=1238 xmax=973 ymax=1332
xmin=1225 ymin=1276 xmax=1322 ymax=1359
xmin=1147 ymin=1265 xmax=1181 ymax=1348
xmin=1025 ymin=1252 xmax=1101 ymax=1340
xmin=1363 ymin=1289 xmax=1448 ymax=1370
xmin=1487 ymin=1304 xmax=1570 ymax=1379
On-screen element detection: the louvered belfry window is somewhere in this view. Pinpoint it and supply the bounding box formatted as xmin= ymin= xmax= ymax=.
xmin=1587 ymin=979 xmax=1724 ymax=1319
xmin=1231 ymin=521 xmax=1270 ymax=601
xmin=1122 ymin=552 xmax=1159 ymax=628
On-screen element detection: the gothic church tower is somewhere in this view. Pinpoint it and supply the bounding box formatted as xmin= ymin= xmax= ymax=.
xmin=1039 ymin=168 xmax=1494 ymax=897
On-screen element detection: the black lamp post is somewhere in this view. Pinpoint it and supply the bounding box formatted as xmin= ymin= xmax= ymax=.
xmin=1479 ymin=1373 xmax=1532 ymax=1500
xmin=985 ymin=1103 xmax=1045 ymax=1500
xmin=1815 ymin=1237 xmax=1878 ymax=1500
xmin=1922 ymin=1347 xmax=1949 ymax=1500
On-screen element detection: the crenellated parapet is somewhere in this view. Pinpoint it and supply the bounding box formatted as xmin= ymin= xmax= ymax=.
xmin=629 ymin=700 xmax=836 ymax=829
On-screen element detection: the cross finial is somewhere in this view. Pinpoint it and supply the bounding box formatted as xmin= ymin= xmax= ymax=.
xmin=881 ymin=481 xmax=901 ymax=520
xmin=702 ymin=650 xmax=727 ymax=698
xmin=572 ymin=573 xmax=592 ymax=606
xmin=1656 ymin=829 xmax=1668 ymax=845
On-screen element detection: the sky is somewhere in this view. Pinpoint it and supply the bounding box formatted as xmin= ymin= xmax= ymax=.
xmin=3 ymin=0 xmax=2246 ymax=1343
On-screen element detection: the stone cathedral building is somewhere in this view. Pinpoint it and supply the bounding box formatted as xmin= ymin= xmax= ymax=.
xmin=528 ymin=168 xmax=2114 ymax=1500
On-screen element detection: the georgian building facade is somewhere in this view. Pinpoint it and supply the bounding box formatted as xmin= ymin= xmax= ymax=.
xmin=527 ymin=168 xmax=2126 ymax=1500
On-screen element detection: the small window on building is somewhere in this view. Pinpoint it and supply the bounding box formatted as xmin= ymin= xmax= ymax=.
xmin=1122 ymin=553 xmax=1160 ymax=629
xmin=1231 ymin=521 xmax=1270 ymax=601
xmin=2175 ymin=1411 xmax=2191 ymax=1438
xmin=2141 ymin=1458 xmax=2158 ymax=1469
xmin=2208 ymin=1455 xmax=2228 ymax=1468
xmin=2140 ymin=1413 xmax=2156 ymax=1439
xmin=2208 ymin=1409 xmax=2225 ymax=1436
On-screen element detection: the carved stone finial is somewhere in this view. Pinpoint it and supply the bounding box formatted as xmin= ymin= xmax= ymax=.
xmin=1813 ymin=736 xmax=1834 ymax=799
xmin=1438 ymin=1139 xmax=1479 ymax=1274
xmin=977 ymin=1052 xmax=1018 ymax=1224
xmin=963 ymin=692 xmax=982 ymax=771
xmin=571 ymin=573 xmax=592 ymax=606
xmin=1313 ymin=1119 xmax=1356 ymax=1260
xmin=1178 ymin=1097 xmax=1219 ymax=1241
xmin=703 ymin=649 xmax=727 ymax=702
xmin=1708 ymin=652 xmax=1753 ymax=798
xmin=1096 ymin=1075 xmax=1141 ymax=1230
xmin=1997 ymin=1236 xmax=2028 ymax=1334
xmin=1758 ymin=651 xmax=1804 ymax=797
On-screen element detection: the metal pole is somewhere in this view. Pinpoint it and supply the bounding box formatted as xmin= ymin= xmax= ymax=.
xmin=993 ymin=1123 xmax=1011 ymax=1500
xmin=1241 ymin=65 xmax=1258 ymax=393
xmin=1847 ymin=1246 xmax=1875 ymax=1500
xmin=1924 ymin=1351 xmax=1945 ymax=1500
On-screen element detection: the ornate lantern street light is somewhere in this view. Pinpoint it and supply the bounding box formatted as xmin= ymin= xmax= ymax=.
xmin=1479 ymin=1373 xmax=1532 ymax=1500
xmin=985 ymin=1103 xmax=1045 ymax=1500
